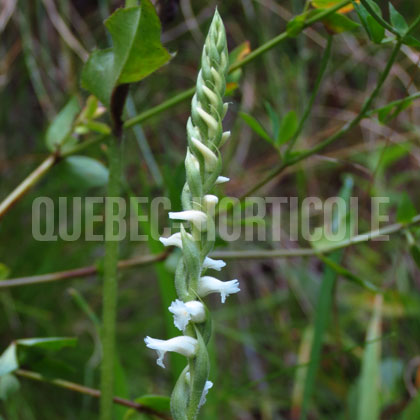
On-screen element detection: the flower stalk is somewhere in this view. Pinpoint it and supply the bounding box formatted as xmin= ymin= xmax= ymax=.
xmin=145 ymin=9 xmax=240 ymax=419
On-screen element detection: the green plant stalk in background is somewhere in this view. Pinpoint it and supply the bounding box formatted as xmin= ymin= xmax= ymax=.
xmin=100 ymin=137 xmax=122 ymax=420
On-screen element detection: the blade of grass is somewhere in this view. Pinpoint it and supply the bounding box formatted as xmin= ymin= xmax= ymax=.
xmin=357 ymin=295 xmax=383 ymax=420
xmin=299 ymin=175 xmax=353 ymax=420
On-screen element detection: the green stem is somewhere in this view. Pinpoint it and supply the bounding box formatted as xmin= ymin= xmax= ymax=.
xmin=100 ymin=136 xmax=122 ymax=420
xmin=0 ymin=154 xmax=57 ymax=221
xmin=15 ymin=369 xmax=171 ymax=420
xmin=359 ymin=0 xmax=398 ymax=36
xmin=286 ymin=35 xmax=333 ymax=154
xmin=241 ymin=38 xmax=403 ymax=198
xmin=3 ymin=214 xmax=420 ymax=289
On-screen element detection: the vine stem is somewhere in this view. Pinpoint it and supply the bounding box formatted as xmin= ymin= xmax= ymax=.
xmin=15 ymin=369 xmax=171 ymax=420
xmin=241 ymin=38 xmax=404 ymax=198
xmin=100 ymin=136 xmax=122 ymax=420
xmin=2 ymin=215 xmax=420 ymax=289
xmin=0 ymin=154 xmax=57 ymax=219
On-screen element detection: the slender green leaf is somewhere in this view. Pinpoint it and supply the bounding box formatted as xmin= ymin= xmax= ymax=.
xmin=65 ymin=156 xmax=109 ymax=188
xmin=357 ymin=295 xmax=383 ymax=420
xmin=397 ymin=193 xmax=416 ymax=223
xmin=277 ymin=111 xmax=298 ymax=145
xmin=16 ymin=337 xmax=77 ymax=350
xmin=239 ymin=112 xmax=274 ymax=145
xmin=299 ymin=176 xmax=354 ymax=420
xmin=0 ymin=374 xmax=20 ymax=401
xmin=0 ymin=345 xmax=18 ymax=377
xmin=46 ymin=97 xmax=80 ymax=152
xmin=323 ymin=12 xmax=360 ymax=33
xmin=389 ymin=3 xmax=408 ymax=36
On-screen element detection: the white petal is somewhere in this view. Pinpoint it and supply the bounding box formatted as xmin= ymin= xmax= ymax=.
xmin=159 ymin=232 xmax=182 ymax=248
xmin=168 ymin=300 xmax=206 ymax=331
xmin=168 ymin=300 xmax=192 ymax=331
xmin=144 ymin=336 xmax=198 ymax=368
xmin=169 ymin=210 xmax=207 ymax=230
xmin=203 ymin=257 xmax=226 ymax=271
xmin=199 ymin=381 xmax=213 ymax=408
xmin=198 ymin=276 xmax=240 ymax=303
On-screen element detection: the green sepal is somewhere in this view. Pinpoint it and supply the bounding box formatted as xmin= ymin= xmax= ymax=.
xmin=203 ymin=147 xmax=222 ymax=193
xmin=174 ymin=259 xmax=190 ymax=302
xmin=194 ymin=303 xmax=212 ymax=345
xmin=181 ymin=225 xmax=202 ymax=295
xmin=185 ymin=148 xmax=203 ymax=199
xmin=187 ymin=328 xmax=210 ymax=420
xmin=170 ymin=366 xmax=189 ymax=420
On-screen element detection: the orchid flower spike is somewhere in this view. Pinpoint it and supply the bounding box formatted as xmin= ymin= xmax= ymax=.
xmin=198 ymin=276 xmax=240 ymax=303
xmin=144 ymin=336 xmax=198 ymax=368
xmin=169 ymin=299 xmax=206 ymax=331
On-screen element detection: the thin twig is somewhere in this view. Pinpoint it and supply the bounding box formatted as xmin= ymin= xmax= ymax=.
xmin=15 ymin=369 xmax=171 ymax=420
xmin=0 ymin=251 xmax=168 ymax=288
xmin=3 ymin=213 xmax=420 ymax=288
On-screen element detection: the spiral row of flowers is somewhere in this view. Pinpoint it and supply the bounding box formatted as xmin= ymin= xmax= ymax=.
xmin=144 ymin=9 xmax=240 ymax=419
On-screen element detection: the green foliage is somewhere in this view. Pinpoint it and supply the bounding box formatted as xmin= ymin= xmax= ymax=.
xmin=357 ymin=296 xmax=382 ymax=420
xmin=353 ymin=1 xmax=385 ymax=43
xmin=0 ymin=338 xmax=77 ymax=377
xmin=397 ymin=193 xmax=416 ymax=223
xmin=389 ymin=3 xmax=409 ymax=36
xmin=81 ymin=1 xmax=171 ymax=105
xmin=46 ymin=97 xmax=80 ymax=152
xmin=64 ymin=156 xmax=109 ymax=188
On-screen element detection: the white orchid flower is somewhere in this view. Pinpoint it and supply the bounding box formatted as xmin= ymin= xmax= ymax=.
xmin=169 ymin=299 xmax=206 ymax=331
xmin=203 ymin=257 xmax=226 ymax=271
xmin=144 ymin=336 xmax=198 ymax=368
xmin=169 ymin=210 xmax=207 ymax=230
xmin=197 ymin=276 xmax=240 ymax=303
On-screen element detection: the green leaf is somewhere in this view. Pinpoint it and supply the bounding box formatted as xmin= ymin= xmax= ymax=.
xmin=264 ymin=102 xmax=280 ymax=140
xmin=404 ymin=35 xmax=420 ymax=50
xmin=323 ymin=12 xmax=360 ymax=33
xmin=0 ymin=263 xmax=10 ymax=281
xmin=136 ymin=395 xmax=170 ymax=412
xmin=317 ymin=254 xmax=380 ymax=292
xmin=65 ymin=156 xmax=109 ymax=188
xmin=396 ymin=193 xmax=416 ymax=223
xmin=277 ymin=110 xmax=298 ymax=145
xmin=402 ymin=388 xmax=420 ymax=419
xmin=81 ymin=2 xmax=171 ymax=105
xmin=0 ymin=345 xmax=18 ymax=377
xmin=389 ymin=3 xmax=408 ymax=36
xmin=239 ymin=112 xmax=275 ymax=145
xmin=286 ymin=14 xmax=307 ymax=37
xmin=409 ymin=244 xmax=420 ymax=269
xmin=16 ymin=337 xmax=77 ymax=350
xmin=353 ymin=1 xmax=385 ymax=43
xmin=46 ymin=97 xmax=80 ymax=152
xmin=0 ymin=374 xmax=20 ymax=401
xmin=357 ymin=295 xmax=382 ymax=420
